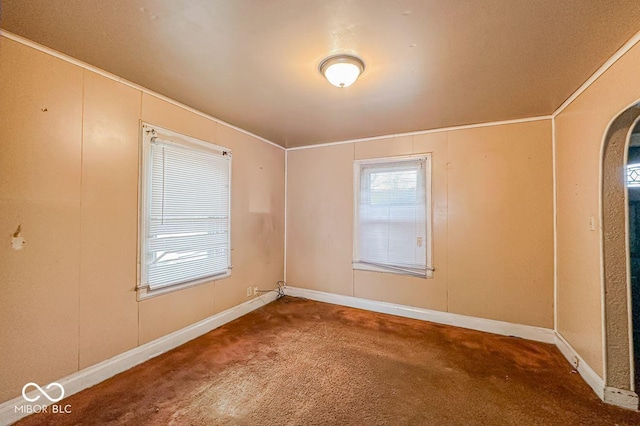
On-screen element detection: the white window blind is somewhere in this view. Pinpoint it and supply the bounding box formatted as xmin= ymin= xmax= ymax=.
xmin=353 ymin=156 xmax=432 ymax=277
xmin=140 ymin=124 xmax=231 ymax=291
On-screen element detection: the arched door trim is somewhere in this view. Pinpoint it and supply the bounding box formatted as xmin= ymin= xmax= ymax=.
xmin=599 ymin=101 xmax=640 ymax=409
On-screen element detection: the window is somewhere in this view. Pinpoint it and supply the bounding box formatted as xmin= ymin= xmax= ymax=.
xmin=138 ymin=123 xmax=231 ymax=298
xmin=628 ymin=163 xmax=640 ymax=187
xmin=353 ymin=155 xmax=433 ymax=278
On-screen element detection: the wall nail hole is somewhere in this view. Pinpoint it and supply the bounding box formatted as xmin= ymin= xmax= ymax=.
xmin=11 ymin=225 xmax=26 ymax=250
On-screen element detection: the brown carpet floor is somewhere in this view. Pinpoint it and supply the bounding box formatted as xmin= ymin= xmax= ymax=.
xmin=16 ymin=296 xmax=640 ymax=425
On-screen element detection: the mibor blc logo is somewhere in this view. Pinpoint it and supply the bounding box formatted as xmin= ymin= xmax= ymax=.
xmin=22 ymin=382 xmax=65 ymax=403
xmin=15 ymin=382 xmax=71 ymax=415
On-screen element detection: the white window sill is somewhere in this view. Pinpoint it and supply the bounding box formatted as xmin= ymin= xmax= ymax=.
xmin=353 ymin=262 xmax=433 ymax=279
xmin=137 ymin=271 xmax=231 ymax=301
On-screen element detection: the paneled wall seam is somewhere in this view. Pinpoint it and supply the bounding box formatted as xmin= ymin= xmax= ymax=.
xmin=78 ymin=70 xmax=86 ymax=372
xmin=352 ymin=143 xmax=356 ymax=297
xmin=284 ymin=150 xmax=288 ymax=283
xmin=138 ymin=90 xmax=143 ymax=348
xmin=445 ymin=131 xmax=450 ymax=313
xmin=552 ymin=116 xmax=558 ymax=332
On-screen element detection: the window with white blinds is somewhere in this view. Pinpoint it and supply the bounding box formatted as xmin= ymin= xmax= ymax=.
xmin=140 ymin=124 xmax=231 ymax=294
xmin=353 ymin=155 xmax=432 ymax=278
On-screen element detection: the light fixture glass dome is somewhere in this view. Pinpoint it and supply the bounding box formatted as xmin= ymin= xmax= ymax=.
xmin=319 ymin=55 xmax=365 ymax=88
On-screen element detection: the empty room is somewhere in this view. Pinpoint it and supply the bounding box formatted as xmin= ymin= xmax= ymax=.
xmin=3 ymin=1 xmax=640 ymax=424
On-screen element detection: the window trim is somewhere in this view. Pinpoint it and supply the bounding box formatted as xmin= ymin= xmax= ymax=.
xmin=352 ymin=154 xmax=434 ymax=279
xmin=137 ymin=122 xmax=232 ymax=300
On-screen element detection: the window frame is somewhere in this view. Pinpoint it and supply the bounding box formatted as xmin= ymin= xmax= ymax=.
xmin=137 ymin=122 xmax=232 ymax=300
xmin=352 ymin=154 xmax=434 ymax=279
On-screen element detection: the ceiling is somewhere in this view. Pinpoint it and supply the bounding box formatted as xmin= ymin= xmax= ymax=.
xmin=2 ymin=1 xmax=640 ymax=148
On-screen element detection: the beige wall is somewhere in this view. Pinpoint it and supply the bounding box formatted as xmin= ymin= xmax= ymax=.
xmin=555 ymin=41 xmax=640 ymax=378
xmin=287 ymin=120 xmax=555 ymax=328
xmin=0 ymin=36 xmax=285 ymax=403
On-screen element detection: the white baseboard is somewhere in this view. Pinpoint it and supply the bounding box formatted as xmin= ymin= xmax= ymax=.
xmin=604 ymin=387 xmax=639 ymax=411
xmin=552 ymin=336 xmax=639 ymax=411
xmin=283 ymin=286 xmax=556 ymax=343
xmin=0 ymin=291 xmax=278 ymax=426
xmin=553 ymin=332 xmax=605 ymax=400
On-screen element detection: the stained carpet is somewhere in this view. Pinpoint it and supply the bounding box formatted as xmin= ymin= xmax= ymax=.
xmin=16 ymin=297 xmax=640 ymax=425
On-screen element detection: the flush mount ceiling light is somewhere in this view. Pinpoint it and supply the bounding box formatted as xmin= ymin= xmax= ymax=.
xmin=319 ymin=54 xmax=365 ymax=88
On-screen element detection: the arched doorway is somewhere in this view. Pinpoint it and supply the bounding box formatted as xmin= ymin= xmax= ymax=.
xmin=601 ymin=104 xmax=640 ymax=409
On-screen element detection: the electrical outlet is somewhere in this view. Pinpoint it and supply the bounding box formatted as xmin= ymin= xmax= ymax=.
xmin=572 ymin=356 xmax=580 ymax=369
xmin=588 ymin=216 xmax=596 ymax=231
xmin=254 ymin=286 xmax=259 ymax=295
xmin=246 ymin=287 xmax=252 ymax=297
